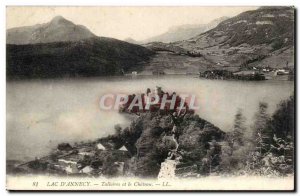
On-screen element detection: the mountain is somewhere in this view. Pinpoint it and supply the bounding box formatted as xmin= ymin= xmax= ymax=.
xmin=6 ymin=16 xmax=154 ymax=79
xmin=175 ymin=6 xmax=295 ymax=69
xmin=7 ymin=16 xmax=96 ymax=45
xmin=142 ymin=17 xmax=228 ymax=43
xmin=7 ymin=37 xmax=154 ymax=79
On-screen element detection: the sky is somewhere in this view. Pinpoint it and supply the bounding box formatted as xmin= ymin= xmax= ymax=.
xmin=6 ymin=6 xmax=258 ymax=41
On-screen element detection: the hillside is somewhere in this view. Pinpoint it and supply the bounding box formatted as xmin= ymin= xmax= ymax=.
xmin=7 ymin=16 xmax=96 ymax=45
xmin=124 ymin=38 xmax=140 ymax=45
xmin=9 ymin=111 xmax=226 ymax=178
xmin=142 ymin=17 xmax=228 ymax=43
xmin=175 ymin=6 xmax=295 ymax=69
xmin=6 ymin=16 xmax=155 ymax=79
xmin=7 ymin=37 xmax=154 ymax=79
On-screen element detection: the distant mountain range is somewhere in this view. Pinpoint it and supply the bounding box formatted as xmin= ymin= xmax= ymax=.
xmin=6 ymin=7 xmax=295 ymax=79
xmin=140 ymin=6 xmax=294 ymax=74
xmin=173 ymin=6 xmax=294 ymax=69
xmin=6 ymin=16 xmax=154 ymax=79
xmin=142 ymin=17 xmax=228 ymax=43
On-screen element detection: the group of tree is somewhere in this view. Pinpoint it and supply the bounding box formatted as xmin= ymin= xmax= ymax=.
xmin=219 ymin=95 xmax=294 ymax=176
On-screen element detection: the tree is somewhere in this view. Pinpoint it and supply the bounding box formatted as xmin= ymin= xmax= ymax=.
xmin=114 ymin=124 xmax=122 ymax=135
xmin=220 ymin=109 xmax=248 ymax=173
xmin=232 ymin=108 xmax=246 ymax=146
xmin=271 ymin=95 xmax=294 ymax=140
xmin=252 ymin=102 xmax=272 ymax=154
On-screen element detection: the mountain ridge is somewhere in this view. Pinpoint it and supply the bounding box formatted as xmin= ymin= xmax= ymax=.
xmin=7 ymin=15 xmax=96 ymax=45
xmin=141 ymin=17 xmax=229 ymax=44
xmin=173 ymin=6 xmax=294 ymax=69
xmin=6 ymin=16 xmax=155 ymax=79
xmin=140 ymin=7 xmax=294 ymax=75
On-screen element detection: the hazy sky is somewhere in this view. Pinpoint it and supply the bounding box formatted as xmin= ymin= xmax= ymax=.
xmin=7 ymin=6 xmax=258 ymax=41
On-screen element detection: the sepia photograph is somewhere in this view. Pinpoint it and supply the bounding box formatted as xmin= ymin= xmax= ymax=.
xmin=5 ymin=6 xmax=295 ymax=191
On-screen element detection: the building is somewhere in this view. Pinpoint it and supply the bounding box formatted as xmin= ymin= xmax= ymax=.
xmin=118 ymin=146 xmax=128 ymax=151
xmin=58 ymin=158 xmax=80 ymax=174
xmin=80 ymin=166 xmax=93 ymax=174
xmin=96 ymin=143 xmax=106 ymax=150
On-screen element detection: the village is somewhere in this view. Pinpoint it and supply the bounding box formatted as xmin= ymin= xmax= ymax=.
xmin=199 ymin=64 xmax=293 ymax=81
xmin=9 ymin=119 xmax=200 ymax=178
xmin=127 ymin=62 xmax=293 ymax=81
xmin=11 ymin=139 xmax=131 ymax=177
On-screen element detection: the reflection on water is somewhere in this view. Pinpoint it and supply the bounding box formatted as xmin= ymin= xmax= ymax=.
xmin=6 ymin=75 xmax=294 ymax=161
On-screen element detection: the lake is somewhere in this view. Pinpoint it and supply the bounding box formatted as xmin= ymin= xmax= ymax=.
xmin=7 ymin=75 xmax=294 ymax=161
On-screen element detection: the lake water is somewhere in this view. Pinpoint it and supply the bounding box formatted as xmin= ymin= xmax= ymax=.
xmin=7 ymin=75 xmax=294 ymax=161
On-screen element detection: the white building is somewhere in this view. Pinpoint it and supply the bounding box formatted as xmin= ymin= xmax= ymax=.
xmin=96 ymin=143 xmax=106 ymax=150
xmin=80 ymin=166 xmax=93 ymax=174
xmin=118 ymin=146 xmax=128 ymax=151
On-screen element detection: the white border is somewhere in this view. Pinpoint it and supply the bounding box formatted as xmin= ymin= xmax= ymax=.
xmin=1 ymin=0 xmax=298 ymax=6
